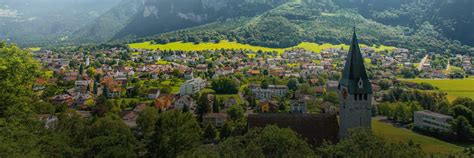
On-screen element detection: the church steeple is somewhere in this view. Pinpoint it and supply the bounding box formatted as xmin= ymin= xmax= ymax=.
xmin=338 ymin=28 xmax=373 ymax=138
xmin=339 ymin=27 xmax=372 ymax=94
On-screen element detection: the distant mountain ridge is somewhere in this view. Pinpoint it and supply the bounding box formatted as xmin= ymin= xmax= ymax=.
xmin=71 ymin=0 xmax=474 ymax=52
xmin=73 ymin=0 xmax=291 ymax=43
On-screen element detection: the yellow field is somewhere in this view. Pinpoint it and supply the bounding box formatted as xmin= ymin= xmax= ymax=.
xmin=28 ymin=47 xmax=41 ymax=51
xmin=129 ymin=40 xmax=285 ymax=53
xmin=128 ymin=40 xmax=396 ymax=54
xmin=402 ymin=78 xmax=474 ymax=102
xmin=372 ymin=120 xmax=463 ymax=154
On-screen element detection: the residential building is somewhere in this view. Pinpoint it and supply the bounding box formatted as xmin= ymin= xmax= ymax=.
xmin=174 ymin=95 xmax=196 ymax=110
xmin=147 ymin=89 xmax=161 ymax=100
xmin=179 ymin=78 xmax=207 ymax=96
xmin=290 ymin=99 xmax=307 ymax=113
xmin=259 ymin=100 xmax=278 ymax=113
xmin=203 ymin=113 xmax=229 ymax=127
xmin=414 ymin=110 xmax=453 ymax=132
xmin=251 ymin=85 xmax=289 ymax=100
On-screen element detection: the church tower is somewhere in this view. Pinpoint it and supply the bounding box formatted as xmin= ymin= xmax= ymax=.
xmin=338 ymin=28 xmax=373 ymax=138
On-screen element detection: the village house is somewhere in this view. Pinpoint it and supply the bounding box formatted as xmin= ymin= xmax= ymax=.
xmin=251 ymin=85 xmax=289 ymax=100
xmin=147 ymin=89 xmax=161 ymax=100
xmin=203 ymin=113 xmax=229 ymax=127
xmin=75 ymin=80 xmax=91 ymax=93
xmin=154 ymin=95 xmax=175 ymax=111
xmin=290 ymin=99 xmax=307 ymax=114
xmin=51 ymin=94 xmax=74 ymax=105
xmin=173 ymin=95 xmax=196 ymax=110
xmin=259 ymin=100 xmax=278 ymax=113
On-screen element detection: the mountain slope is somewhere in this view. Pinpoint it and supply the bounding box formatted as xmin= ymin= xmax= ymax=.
xmin=138 ymin=0 xmax=472 ymax=52
xmin=0 ymin=0 xmax=121 ymax=46
xmin=74 ymin=0 xmax=292 ymax=43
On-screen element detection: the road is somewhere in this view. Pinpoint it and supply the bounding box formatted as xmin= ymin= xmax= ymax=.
xmin=417 ymin=55 xmax=429 ymax=71
xmin=445 ymin=60 xmax=450 ymax=74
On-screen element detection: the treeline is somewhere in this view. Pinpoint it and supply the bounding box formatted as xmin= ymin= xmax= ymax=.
xmin=380 ymin=82 xmax=474 ymax=143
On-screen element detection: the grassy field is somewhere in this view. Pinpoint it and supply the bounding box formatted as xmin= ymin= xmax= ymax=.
xmin=128 ymin=40 xmax=396 ymax=54
xmin=401 ymin=78 xmax=474 ymax=101
xmin=372 ymin=120 xmax=464 ymax=154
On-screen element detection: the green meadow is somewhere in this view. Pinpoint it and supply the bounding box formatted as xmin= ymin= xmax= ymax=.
xmin=372 ymin=120 xmax=463 ymax=154
xmin=128 ymin=40 xmax=396 ymax=54
xmin=402 ymin=78 xmax=474 ymax=101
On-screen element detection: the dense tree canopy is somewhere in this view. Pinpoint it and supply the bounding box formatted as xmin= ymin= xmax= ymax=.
xmin=211 ymin=77 xmax=239 ymax=94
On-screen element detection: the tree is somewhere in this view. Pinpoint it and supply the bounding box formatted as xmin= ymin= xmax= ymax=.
xmin=146 ymin=110 xmax=202 ymax=158
xmin=227 ymin=105 xmax=244 ymax=121
xmin=323 ymin=92 xmax=339 ymax=104
xmin=79 ymin=63 xmax=84 ymax=75
xmin=203 ymin=124 xmax=217 ymax=142
xmin=450 ymin=104 xmax=473 ymax=123
xmin=278 ymin=97 xmax=286 ymax=112
xmin=261 ymin=80 xmax=269 ymax=89
xmin=217 ymin=125 xmax=315 ymax=157
xmin=262 ymin=69 xmax=269 ymax=76
xmin=211 ymin=77 xmax=239 ymax=94
xmin=84 ymin=115 xmax=137 ymax=157
xmin=136 ymin=107 xmax=160 ymax=140
xmin=0 ymin=42 xmax=41 ymax=117
xmin=212 ymin=98 xmax=220 ymax=113
xmin=196 ymin=93 xmax=211 ymax=120
xmin=160 ymin=86 xmax=172 ymax=94
xmin=287 ymin=78 xmax=299 ymax=91
xmin=317 ymin=128 xmax=425 ymax=157
xmin=451 ymin=116 xmax=474 ymax=141
xmin=452 ymin=97 xmax=474 ymax=110
xmin=220 ymin=123 xmax=232 ymax=139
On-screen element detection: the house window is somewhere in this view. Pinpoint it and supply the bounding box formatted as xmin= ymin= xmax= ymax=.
xmin=354 ymin=94 xmax=358 ymax=100
xmin=364 ymin=94 xmax=368 ymax=100
xmin=359 ymin=94 xmax=363 ymax=100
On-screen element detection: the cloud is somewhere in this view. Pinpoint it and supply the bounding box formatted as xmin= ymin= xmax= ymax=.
xmin=0 ymin=8 xmax=18 ymax=18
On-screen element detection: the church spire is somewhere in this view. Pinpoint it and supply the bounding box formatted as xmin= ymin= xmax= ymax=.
xmin=339 ymin=28 xmax=372 ymax=94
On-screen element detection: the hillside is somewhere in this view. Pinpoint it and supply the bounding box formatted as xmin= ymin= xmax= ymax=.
xmin=73 ymin=0 xmax=291 ymax=43
xmin=74 ymin=0 xmax=472 ymax=52
xmin=0 ymin=0 xmax=121 ymax=46
xmin=131 ymin=0 xmax=472 ymax=52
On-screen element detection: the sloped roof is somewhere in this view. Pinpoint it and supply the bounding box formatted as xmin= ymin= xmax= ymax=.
xmin=339 ymin=28 xmax=373 ymax=94
xmin=248 ymin=114 xmax=339 ymax=146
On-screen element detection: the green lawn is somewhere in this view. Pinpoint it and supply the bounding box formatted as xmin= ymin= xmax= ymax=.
xmin=372 ymin=120 xmax=463 ymax=154
xmin=160 ymin=80 xmax=182 ymax=94
xmin=215 ymin=94 xmax=243 ymax=105
xmin=128 ymin=40 xmax=396 ymax=54
xmin=401 ymin=79 xmax=474 ymax=101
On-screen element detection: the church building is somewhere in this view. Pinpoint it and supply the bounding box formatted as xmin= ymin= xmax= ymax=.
xmin=338 ymin=28 xmax=373 ymax=138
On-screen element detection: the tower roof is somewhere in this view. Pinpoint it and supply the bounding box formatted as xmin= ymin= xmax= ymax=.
xmin=339 ymin=28 xmax=372 ymax=94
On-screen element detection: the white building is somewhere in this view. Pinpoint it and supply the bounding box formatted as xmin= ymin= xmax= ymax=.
xmin=179 ymin=78 xmax=207 ymax=96
xmin=251 ymin=85 xmax=289 ymax=100
xmin=414 ymin=110 xmax=453 ymax=132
